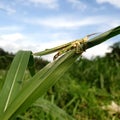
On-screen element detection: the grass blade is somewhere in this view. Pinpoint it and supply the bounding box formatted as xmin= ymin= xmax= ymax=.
xmin=0 ymin=26 xmax=119 ymax=120
xmin=28 ymin=54 xmax=35 ymax=76
xmin=33 ymin=98 xmax=75 ymax=120
xmin=87 ymin=26 xmax=120 ymax=48
xmin=1 ymin=50 xmax=78 ymax=120
xmin=0 ymin=51 xmax=31 ymax=115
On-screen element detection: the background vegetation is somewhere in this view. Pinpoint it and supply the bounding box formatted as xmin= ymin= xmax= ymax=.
xmin=0 ymin=41 xmax=120 ymax=120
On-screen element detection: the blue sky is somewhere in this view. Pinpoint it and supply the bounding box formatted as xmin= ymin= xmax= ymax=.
xmin=0 ymin=0 xmax=120 ymax=60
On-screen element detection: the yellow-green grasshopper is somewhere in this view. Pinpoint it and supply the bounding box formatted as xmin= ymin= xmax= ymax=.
xmin=34 ymin=33 xmax=98 ymax=60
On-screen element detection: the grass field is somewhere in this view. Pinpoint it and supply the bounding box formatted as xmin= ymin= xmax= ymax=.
xmin=1 ymin=56 xmax=118 ymax=120
xmin=46 ymin=57 xmax=120 ymax=120
xmin=0 ymin=26 xmax=119 ymax=119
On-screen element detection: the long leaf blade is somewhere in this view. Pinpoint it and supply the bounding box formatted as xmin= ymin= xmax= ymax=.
xmin=28 ymin=54 xmax=35 ymax=76
xmin=0 ymin=26 xmax=120 ymax=120
xmin=1 ymin=50 xmax=78 ymax=120
xmin=33 ymin=98 xmax=75 ymax=120
xmin=0 ymin=51 xmax=31 ymax=115
xmin=87 ymin=25 xmax=120 ymax=48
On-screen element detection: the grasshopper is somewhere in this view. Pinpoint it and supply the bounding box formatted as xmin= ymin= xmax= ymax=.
xmin=34 ymin=33 xmax=98 ymax=60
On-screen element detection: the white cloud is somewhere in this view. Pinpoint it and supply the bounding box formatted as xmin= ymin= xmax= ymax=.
xmin=0 ymin=26 xmax=23 ymax=32
xmin=24 ymin=15 xmax=120 ymax=31
xmin=67 ymin=0 xmax=87 ymax=10
xmin=96 ymin=0 xmax=120 ymax=8
xmin=0 ymin=33 xmax=27 ymax=52
xmin=0 ymin=3 xmax=16 ymax=14
xmin=1 ymin=33 xmax=24 ymax=42
xmin=25 ymin=16 xmax=107 ymax=29
xmin=25 ymin=0 xmax=59 ymax=9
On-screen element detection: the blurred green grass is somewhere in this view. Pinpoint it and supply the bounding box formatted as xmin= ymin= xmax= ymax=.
xmin=0 ymin=25 xmax=119 ymax=119
xmin=45 ymin=56 xmax=120 ymax=120
xmin=0 ymin=44 xmax=120 ymax=120
xmin=15 ymin=53 xmax=120 ymax=120
xmin=0 ymin=53 xmax=120 ymax=120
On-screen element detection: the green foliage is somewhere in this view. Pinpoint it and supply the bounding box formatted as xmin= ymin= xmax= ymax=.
xmin=44 ymin=56 xmax=120 ymax=120
xmin=0 ymin=50 xmax=78 ymax=120
xmin=0 ymin=26 xmax=119 ymax=120
xmin=106 ymin=41 xmax=120 ymax=61
xmin=17 ymin=98 xmax=75 ymax=120
xmin=0 ymin=48 xmax=49 ymax=70
xmin=0 ymin=48 xmax=14 ymax=69
xmin=70 ymin=57 xmax=120 ymax=92
xmin=0 ymin=51 xmax=32 ymax=115
xmin=34 ymin=57 xmax=49 ymax=70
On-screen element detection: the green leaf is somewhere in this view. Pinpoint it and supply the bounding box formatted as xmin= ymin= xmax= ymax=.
xmin=87 ymin=25 xmax=120 ymax=49
xmin=0 ymin=71 xmax=5 ymax=92
xmin=33 ymin=98 xmax=75 ymax=120
xmin=0 ymin=26 xmax=120 ymax=120
xmin=28 ymin=54 xmax=35 ymax=76
xmin=1 ymin=50 xmax=78 ymax=120
xmin=0 ymin=51 xmax=31 ymax=115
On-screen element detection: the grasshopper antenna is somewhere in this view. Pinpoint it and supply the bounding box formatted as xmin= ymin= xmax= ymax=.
xmin=87 ymin=33 xmax=100 ymax=37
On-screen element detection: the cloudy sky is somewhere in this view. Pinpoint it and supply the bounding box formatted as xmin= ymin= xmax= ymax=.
xmin=0 ymin=0 xmax=120 ymax=60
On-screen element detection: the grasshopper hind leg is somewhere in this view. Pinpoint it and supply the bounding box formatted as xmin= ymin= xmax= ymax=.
xmin=53 ymin=52 xmax=60 ymax=60
xmin=53 ymin=45 xmax=73 ymax=60
xmin=53 ymin=48 xmax=67 ymax=60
